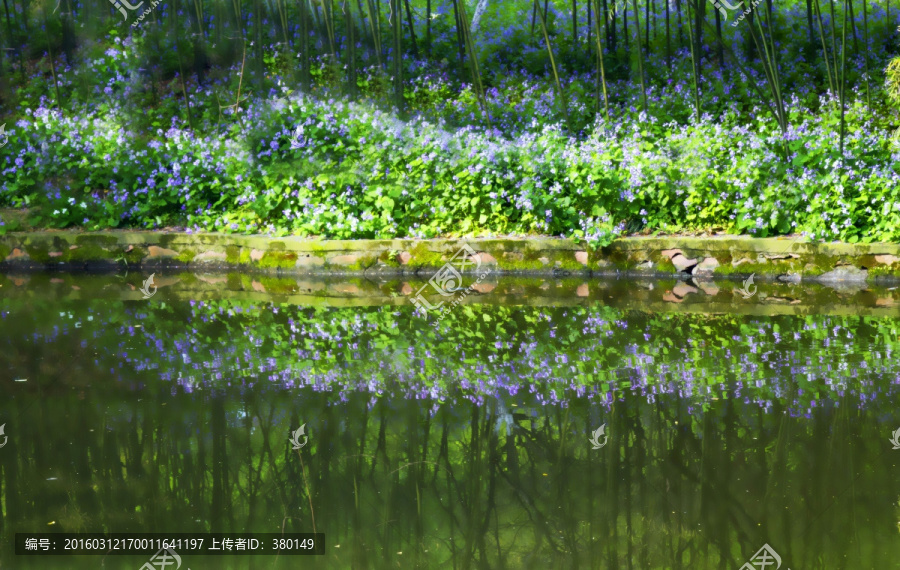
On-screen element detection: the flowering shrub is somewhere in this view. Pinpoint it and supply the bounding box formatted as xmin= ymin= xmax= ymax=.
xmin=2 ymin=84 xmax=899 ymax=243
xmin=2 ymin=22 xmax=900 ymax=242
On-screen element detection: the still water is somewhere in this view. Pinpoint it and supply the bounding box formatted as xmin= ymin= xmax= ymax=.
xmin=1 ymin=272 xmax=899 ymax=569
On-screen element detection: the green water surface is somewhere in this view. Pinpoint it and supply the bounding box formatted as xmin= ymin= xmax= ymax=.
xmin=0 ymin=272 xmax=899 ymax=569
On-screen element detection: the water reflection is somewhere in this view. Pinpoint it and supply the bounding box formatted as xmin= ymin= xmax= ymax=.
xmin=1 ymin=274 xmax=899 ymax=568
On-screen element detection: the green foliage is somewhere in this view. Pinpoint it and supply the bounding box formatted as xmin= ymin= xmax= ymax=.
xmin=886 ymin=56 xmax=900 ymax=108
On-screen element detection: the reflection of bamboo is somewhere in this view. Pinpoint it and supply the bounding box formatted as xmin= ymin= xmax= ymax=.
xmin=298 ymin=450 xmax=317 ymax=533
xmin=211 ymin=397 xmax=227 ymax=526
xmin=606 ymin=403 xmax=617 ymax=565
xmin=497 ymin=465 xmax=565 ymax=553
xmin=348 ymin=404 xmax=366 ymax=567
xmin=369 ymin=406 xmax=387 ymax=478
xmin=460 ymin=405 xmax=480 ymax=568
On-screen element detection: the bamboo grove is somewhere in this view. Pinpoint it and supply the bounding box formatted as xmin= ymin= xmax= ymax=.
xmin=0 ymin=0 xmax=897 ymax=136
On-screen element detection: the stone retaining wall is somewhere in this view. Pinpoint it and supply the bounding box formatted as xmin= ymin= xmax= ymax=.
xmin=2 ymin=231 xmax=900 ymax=282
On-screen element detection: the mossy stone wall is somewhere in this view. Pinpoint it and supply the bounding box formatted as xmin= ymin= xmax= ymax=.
xmin=2 ymin=231 xmax=900 ymax=282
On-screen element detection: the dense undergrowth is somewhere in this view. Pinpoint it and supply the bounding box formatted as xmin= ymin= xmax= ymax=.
xmin=2 ymin=0 xmax=900 ymax=246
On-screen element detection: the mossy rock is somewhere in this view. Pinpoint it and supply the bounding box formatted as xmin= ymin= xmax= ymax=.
xmin=225 ymin=245 xmax=241 ymax=264
xmin=405 ymin=242 xmax=446 ymax=269
xmin=377 ymin=250 xmax=402 ymax=267
xmin=258 ymin=251 xmax=298 ymax=269
xmin=75 ymin=234 xmax=120 ymax=246
xmin=22 ymin=244 xmax=52 ymax=263
xmin=177 ymin=249 xmax=197 ymax=263
xmin=66 ymin=244 xmax=117 ymax=262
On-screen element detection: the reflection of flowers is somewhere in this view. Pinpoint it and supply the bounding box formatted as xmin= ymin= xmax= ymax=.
xmin=428 ymin=264 xmax=464 ymax=296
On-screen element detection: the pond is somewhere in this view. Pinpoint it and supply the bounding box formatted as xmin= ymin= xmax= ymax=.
xmin=1 ymin=272 xmax=899 ymax=569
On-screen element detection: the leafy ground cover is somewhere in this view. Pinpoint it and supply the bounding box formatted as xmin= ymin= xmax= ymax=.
xmin=1 ymin=0 xmax=899 ymax=246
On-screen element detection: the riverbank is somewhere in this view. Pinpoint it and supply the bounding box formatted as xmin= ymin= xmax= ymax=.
xmin=2 ymin=229 xmax=899 ymax=283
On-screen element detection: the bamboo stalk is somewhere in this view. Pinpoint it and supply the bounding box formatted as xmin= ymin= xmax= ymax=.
xmin=684 ymin=0 xmax=700 ymax=121
xmin=365 ymin=0 xmax=383 ymax=68
xmin=402 ymin=0 xmax=418 ymax=57
xmin=631 ymin=0 xmax=648 ymax=114
xmin=645 ymin=0 xmax=650 ymax=48
xmin=345 ymin=0 xmax=357 ymax=98
xmin=390 ymin=0 xmax=403 ymax=114
xmin=573 ymin=0 xmax=578 ymax=43
xmin=450 ymin=0 xmax=464 ymax=66
xmin=299 ymin=0 xmax=311 ymax=90
xmin=587 ymin=0 xmax=592 ymax=55
xmin=813 ymin=0 xmax=835 ymax=95
xmin=592 ymin=0 xmax=610 ymax=118
xmin=176 ymin=41 xmax=194 ymax=130
xmin=665 ymin=0 xmax=671 ymax=68
xmin=861 ymin=0 xmax=870 ymax=108
xmin=42 ymin=1 xmax=64 ymax=115
xmin=534 ymin=0 xmax=571 ymax=128
xmin=704 ymin=13 xmax=784 ymax=137
xmin=839 ymin=0 xmax=847 ymax=166
xmin=457 ymin=0 xmax=490 ymax=125
xmin=323 ymin=0 xmax=338 ymax=59
xmin=254 ymin=0 xmax=263 ymax=88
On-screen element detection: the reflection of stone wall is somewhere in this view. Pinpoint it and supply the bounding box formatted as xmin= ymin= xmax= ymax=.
xmin=3 ymin=231 xmax=900 ymax=282
xmin=4 ymin=271 xmax=900 ymax=318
